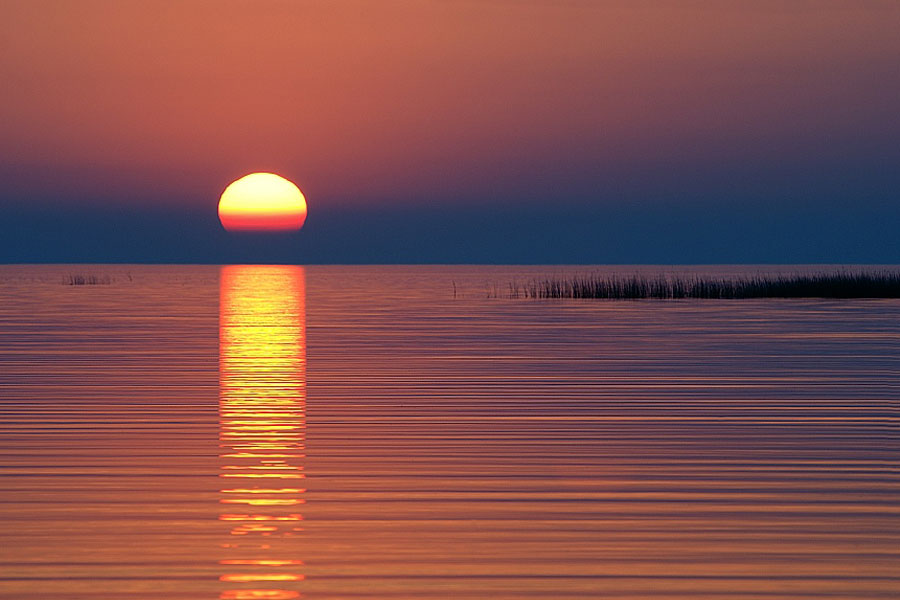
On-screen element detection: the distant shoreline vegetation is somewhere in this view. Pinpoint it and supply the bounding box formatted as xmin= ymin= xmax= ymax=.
xmin=63 ymin=274 xmax=123 ymax=285
xmin=500 ymin=271 xmax=900 ymax=300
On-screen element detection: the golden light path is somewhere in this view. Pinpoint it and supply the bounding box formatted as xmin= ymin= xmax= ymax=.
xmin=219 ymin=265 xmax=306 ymax=600
xmin=218 ymin=173 xmax=308 ymax=232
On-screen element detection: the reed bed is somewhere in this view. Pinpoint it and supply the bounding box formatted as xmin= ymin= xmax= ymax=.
xmin=505 ymin=271 xmax=900 ymax=300
xmin=63 ymin=274 xmax=114 ymax=285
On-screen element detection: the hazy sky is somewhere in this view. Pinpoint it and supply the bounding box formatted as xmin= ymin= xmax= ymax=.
xmin=2 ymin=0 xmax=899 ymax=263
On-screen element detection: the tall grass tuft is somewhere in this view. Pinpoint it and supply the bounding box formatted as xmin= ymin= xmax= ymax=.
xmin=63 ymin=274 xmax=113 ymax=286
xmin=505 ymin=271 xmax=900 ymax=300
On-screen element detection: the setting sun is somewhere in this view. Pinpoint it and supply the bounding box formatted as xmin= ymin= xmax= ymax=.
xmin=218 ymin=173 xmax=307 ymax=233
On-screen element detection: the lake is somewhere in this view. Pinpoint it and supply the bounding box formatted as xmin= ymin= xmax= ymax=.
xmin=0 ymin=264 xmax=898 ymax=599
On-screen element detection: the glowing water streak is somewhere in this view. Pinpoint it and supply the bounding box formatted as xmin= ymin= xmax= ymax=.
xmin=219 ymin=265 xmax=306 ymax=600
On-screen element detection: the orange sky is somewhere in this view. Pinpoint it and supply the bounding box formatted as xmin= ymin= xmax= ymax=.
xmin=2 ymin=1 xmax=899 ymax=210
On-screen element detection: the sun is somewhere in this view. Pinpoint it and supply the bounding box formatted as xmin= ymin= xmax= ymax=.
xmin=218 ymin=172 xmax=308 ymax=232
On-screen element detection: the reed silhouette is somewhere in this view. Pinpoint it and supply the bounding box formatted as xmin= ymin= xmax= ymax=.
xmin=504 ymin=271 xmax=900 ymax=299
xmin=63 ymin=274 xmax=113 ymax=285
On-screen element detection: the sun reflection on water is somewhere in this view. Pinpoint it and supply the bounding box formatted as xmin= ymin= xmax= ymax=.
xmin=219 ymin=265 xmax=306 ymax=600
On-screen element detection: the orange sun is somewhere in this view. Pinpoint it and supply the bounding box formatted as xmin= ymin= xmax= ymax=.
xmin=218 ymin=173 xmax=308 ymax=232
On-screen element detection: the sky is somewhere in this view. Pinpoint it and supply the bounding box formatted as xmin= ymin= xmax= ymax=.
xmin=1 ymin=0 xmax=899 ymax=264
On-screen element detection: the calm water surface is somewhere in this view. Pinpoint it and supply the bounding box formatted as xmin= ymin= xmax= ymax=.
xmin=0 ymin=265 xmax=898 ymax=599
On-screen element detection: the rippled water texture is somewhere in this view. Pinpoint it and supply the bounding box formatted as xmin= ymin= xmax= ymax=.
xmin=0 ymin=265 xmax=898 ymax=599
